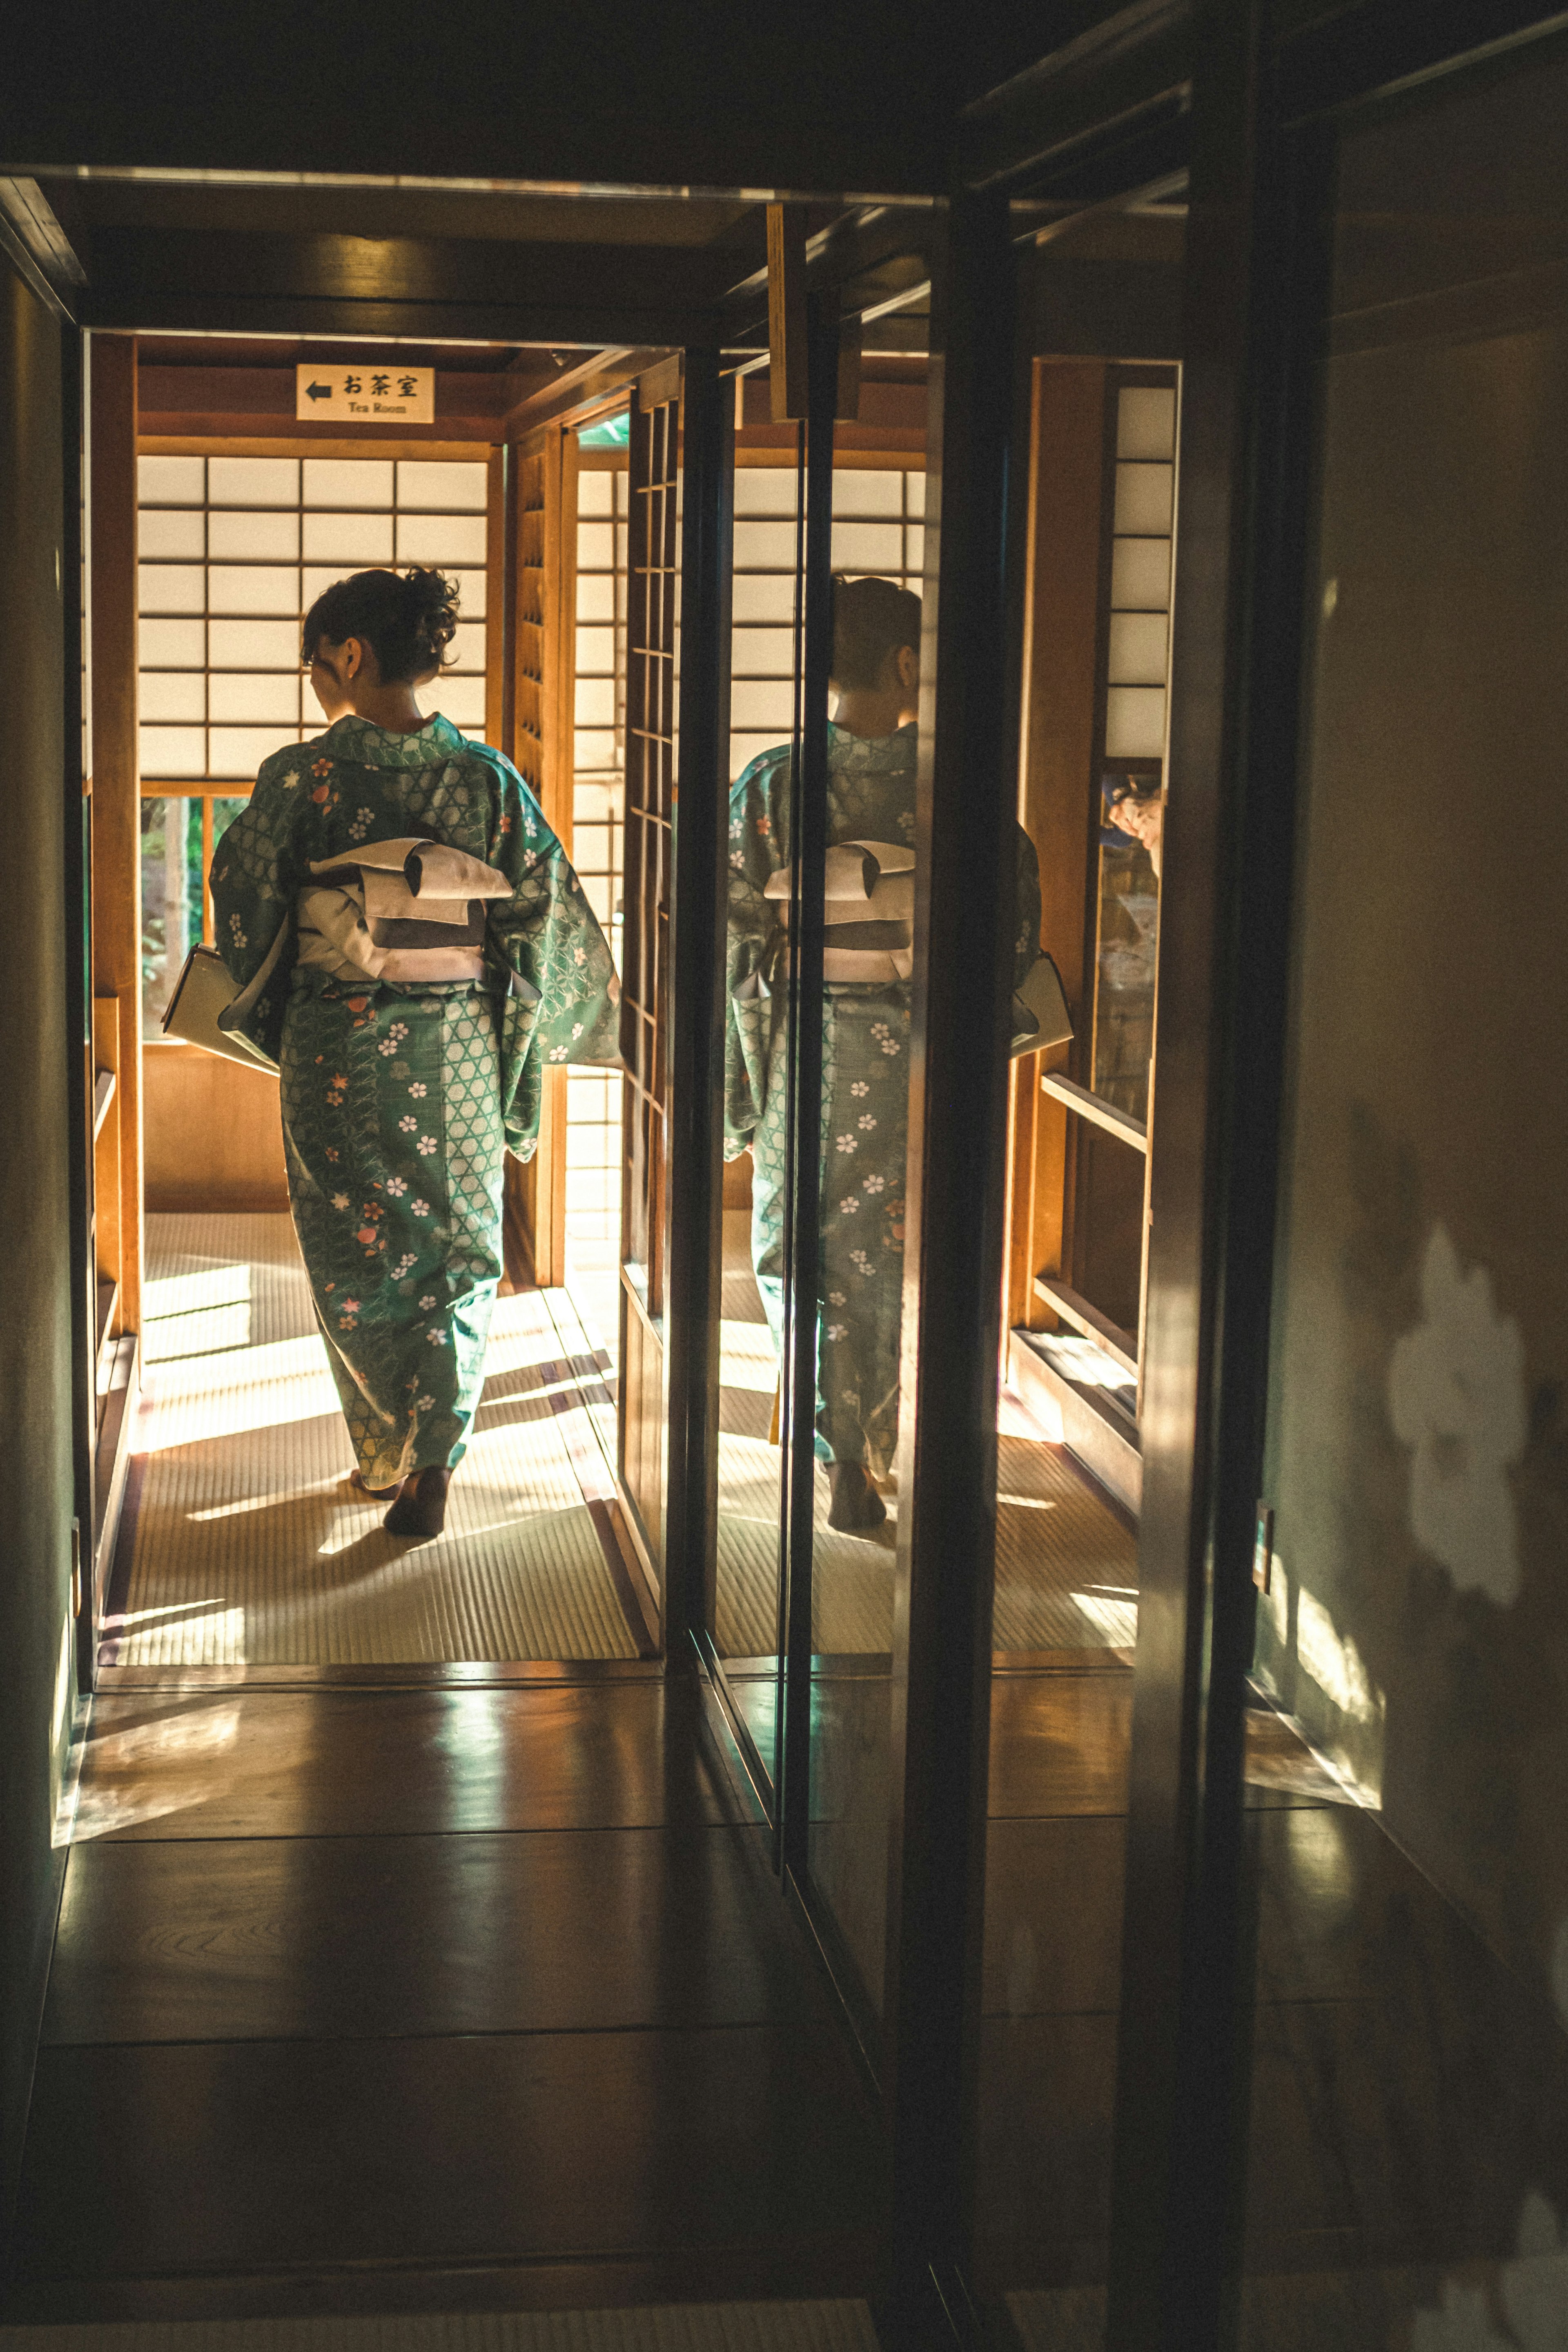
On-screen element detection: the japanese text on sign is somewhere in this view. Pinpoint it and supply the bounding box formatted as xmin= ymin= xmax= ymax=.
xmin=294 ymin=365 xmax=435 ymax=424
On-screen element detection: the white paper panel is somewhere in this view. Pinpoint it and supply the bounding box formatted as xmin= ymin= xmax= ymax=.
xmin=208 ymin=566 xmax=300 ymax=617
xmin=832 ymin=470 xmax=904 ymax=517
xmin=302 ymin=458 xmax=393 ymax=509
xmin=209 ymin=673 xmax=301 ymax=725
xmin=732 ymin=625 xmax=796 ymax=676
xmin=447 ymin=621 xmax=486 ymax=673
xmin=209 ymin=511 xmax=298 ymax=562
xmin=302 ymin=512 xmax=394 ymax=564
xmin=138 ymin=564 xmax=205 ymax=615
xmin=577 ymin=523 xmax=616 ymax=570
xmin=731 ymin=573 xmax=797 ymax=623
xmin=575 ymin=729 xmax=617 ymax=769
xmin=209 ymin=618 xmax=301 ymax=669
xmin=1109 ymin=537 xmax=1172 ymax=610
xmin=576 ymin=574 xmax=615 ymax=622
xmin=139 ymin=673 xmax=205 ymax=723
xmin=138 ymin=454 xmax=205 ymax=504
xmin=139 ymin=509 xmax=205 ymax=560
xmin=577 ymin=472 xmax=614 ymax=517
xmin=1107 ymin=611 xmax=1170 ymax=686
xmin=575 ymin=676 xmax=616 ymax=727
xmin=394 ymin=512 xmax=487 ymax=566
xmin=730 ymin=733 xmax=784 ymax=779
xmin=730 ymin=678 xmax=795 ymax=730
xmin=574 ymin=782 xmax=616 ymax=823
xmin=904 ymin=472 xmax=927 ymax=514
xmin=733 ymin=519 xmax=797 ymax=569
xmin=139 ymin=724 xmax=206 ymax=777
xmin=209 ymin=457 xmax=299 ymax=508
xmin=433 ymin=674 xmax=486 ymax=725
xmin=734 ymin=469 xmax=798 ymax=516
xmin=905 ymin=526 xmax=926 ymax=575
xmin=1113 ymin=463 xmax=1175 ymax=536
xmin=449 ymin=568 xmax=486 ymax=621
xmin=1105 ymin=685 xmax=1167 ymax=758
xmin=575 ymin=626 xmax=616 ymax=676
xmin=831 ymin=520 xmax=904 ymax=572
xmin=1117 ymin=386 xmax=1177 ymax=461
xmin=209 ymin=725 xmax=301 ymax=776
xmin=396 ymin=460 xmax=488 ymax=512
xmin=139 ymin=617 xmax=207 ymax=668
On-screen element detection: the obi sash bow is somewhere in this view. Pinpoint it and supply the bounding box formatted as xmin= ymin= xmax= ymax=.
xmin=762 ymin=838 xmax=915 ymax=982
xmin=297 ymin=835 xmax=513 ymax=984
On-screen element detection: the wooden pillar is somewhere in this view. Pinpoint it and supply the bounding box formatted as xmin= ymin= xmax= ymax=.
xmin=89 ymin=335 xmax=142 ymax=1334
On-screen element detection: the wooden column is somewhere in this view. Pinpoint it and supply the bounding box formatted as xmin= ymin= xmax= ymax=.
xmin=89 ymin=335 xmax=142 ymax=1334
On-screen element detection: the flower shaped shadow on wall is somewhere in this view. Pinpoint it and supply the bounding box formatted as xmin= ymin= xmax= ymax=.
xmin=1388 ymin=1223 xmax=1527 ymax=1607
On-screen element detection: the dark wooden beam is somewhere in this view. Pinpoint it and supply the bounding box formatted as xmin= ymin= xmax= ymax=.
xmin=766 ymin=205 xmax=807 ymax=423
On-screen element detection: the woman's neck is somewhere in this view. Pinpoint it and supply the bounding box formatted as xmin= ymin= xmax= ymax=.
xmin=830 ymin=689 xmax=915 ymax=738
xmin=350 ymin=683 xmax=429 ymax=734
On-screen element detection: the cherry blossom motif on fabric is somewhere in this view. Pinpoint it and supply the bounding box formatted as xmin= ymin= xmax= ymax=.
xmin=211 ymin=713 xmax=619 ymax=1485
xmin=723 ymin=720 xmax=1041 ymax=1473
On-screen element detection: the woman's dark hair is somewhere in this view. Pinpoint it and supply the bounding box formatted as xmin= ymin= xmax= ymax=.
xmin=302 ymin=567 xmax=460 ymax=684
xmin=831 ymin=573 xmax=922 ymax=692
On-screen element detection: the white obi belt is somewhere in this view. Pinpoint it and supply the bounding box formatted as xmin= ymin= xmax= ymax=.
xmin=297 ymin=836 xmax=512 ymax=984
xmin=762 ymin=839 xmax=915 ymax=982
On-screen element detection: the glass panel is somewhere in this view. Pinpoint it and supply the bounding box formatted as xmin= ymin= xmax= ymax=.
xmin=975 ymin=208 xmax=1188 ymax=2348
xmin=138 ymin=454 xmax=205 ymax=503
xmin=208 ymin=510 xmax=299 ymax=561
xmin=394 ymin=512 xmax=486 ymax=566
xmin=302 ymin=457 xmax=393 ymax=508
xmin=208 ymin=457 xmax=299 ymax=507
xmin=1238 ymin=42 xmax=1568 ymax=2346
xmin=139 ymin=509 xmax=205 ymax=560
xmin=395 ymin=459 xmax=488 ymax=510
xmin=301 ymin=511 xmax=395 ymax=564
xmin=140 ymin=796 xmax=198 ymax=1027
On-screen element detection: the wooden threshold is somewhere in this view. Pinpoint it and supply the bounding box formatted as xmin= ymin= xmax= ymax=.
xmin=1008 ymin=1325 xmax=1141 ymax=1522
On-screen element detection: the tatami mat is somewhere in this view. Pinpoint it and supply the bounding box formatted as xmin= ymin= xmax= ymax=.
xmin=0 ymin=2305 xmax=879 ymax=2352
xmin=711 ymin=1217 xmax=1138 ymax=1660
xmin=117 ymin=1217 xmax=639 ymax=1666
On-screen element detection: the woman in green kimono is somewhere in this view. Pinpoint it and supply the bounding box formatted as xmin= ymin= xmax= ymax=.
xmin=724 ymin=577 xmax=1041 ymax=1533
xmin=211 ymin=567 xmax=618 ymax=1537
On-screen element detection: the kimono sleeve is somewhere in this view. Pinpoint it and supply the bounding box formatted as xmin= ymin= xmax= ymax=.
xmin=723 ymin=747 xmax=791 ymax=1156
xmin=471 ymin=748 xmax=621 ymax=1155
xmin=208 ymin=748 xmax=314 ymax=990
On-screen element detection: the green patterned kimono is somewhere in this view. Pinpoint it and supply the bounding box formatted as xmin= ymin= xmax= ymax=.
xmin=211 ymin=713 xmax=618 ymax=1488
xmin=724 ymin=721 xmax=1040 ymax=1474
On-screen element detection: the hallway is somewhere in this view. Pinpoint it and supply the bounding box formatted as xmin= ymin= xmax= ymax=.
xmin=7 ymin=1670 xmax=884 ymax=2319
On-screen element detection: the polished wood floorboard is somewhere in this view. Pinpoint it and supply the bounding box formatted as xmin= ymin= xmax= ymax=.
xmin=13 ymin=2027 xmax=881 ymax=2287
xmin=43 ymin=1826 xmax=832 ymax=2045
xmin=8 ymin=1670 xmax=882 ymax=2318
xmin=74 ymin=1680 xmax=741 ymax=1842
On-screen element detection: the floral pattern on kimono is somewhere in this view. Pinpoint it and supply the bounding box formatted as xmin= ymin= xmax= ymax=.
xmin=724 ymin=720 xmax=1041 ymax=1474
xmin=211 ymin=713 xmax=618 ymax=1487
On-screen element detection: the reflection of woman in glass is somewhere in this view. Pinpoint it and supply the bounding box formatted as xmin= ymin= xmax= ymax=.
xmin=211 ymin=568 xmax=618 ymax=1537
xmin=725 ymin=577 xmax=1041 ymax=1533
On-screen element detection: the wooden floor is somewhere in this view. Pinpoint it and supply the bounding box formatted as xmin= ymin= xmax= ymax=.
xmin=4 ymin=1671 xmax=884 ymax=2322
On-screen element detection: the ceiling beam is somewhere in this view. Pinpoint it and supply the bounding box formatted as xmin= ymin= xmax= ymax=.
xmin=0 ymin=176 xmax=85 ymax=319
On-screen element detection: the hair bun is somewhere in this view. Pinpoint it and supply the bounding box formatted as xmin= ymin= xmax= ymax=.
xmin=403 ymin=567 xmax=460 ymax=658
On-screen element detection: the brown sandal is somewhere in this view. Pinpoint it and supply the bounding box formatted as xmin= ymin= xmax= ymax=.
xmin=349 ymin=1468 xmax=402 ymax=1500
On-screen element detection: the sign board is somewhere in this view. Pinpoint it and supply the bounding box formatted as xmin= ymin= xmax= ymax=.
xmin=295 ymin=364 xmax=434 ymax=424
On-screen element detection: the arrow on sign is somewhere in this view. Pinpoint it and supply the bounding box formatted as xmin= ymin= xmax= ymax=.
xmin=305 ymin=381 xmax=333 ymax=403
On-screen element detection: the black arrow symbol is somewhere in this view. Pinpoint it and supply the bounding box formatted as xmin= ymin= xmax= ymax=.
xmin=305 ymin=381 xmax=333 ymax=403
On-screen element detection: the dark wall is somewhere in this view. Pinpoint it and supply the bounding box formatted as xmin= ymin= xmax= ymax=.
xmin=3 ymin=0 xmax=1107 ymax=196
xmin=0 ymin=261 xmax=72 ymax=2237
